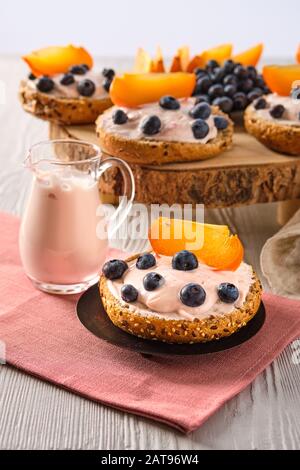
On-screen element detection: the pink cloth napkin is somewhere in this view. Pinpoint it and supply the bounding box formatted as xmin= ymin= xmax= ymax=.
xmin=1 ymin=211 xmax=300 ymax=433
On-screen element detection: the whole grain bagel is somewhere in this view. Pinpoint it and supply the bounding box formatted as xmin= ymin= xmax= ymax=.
xmin=244 ymin=104 xmax=300 ymax=156
xmin=99 ymin=254 xmax=262 ymax=344
xmin=96 ymin=105 xmax=233 ymax=165
xmin=19 ymin=80 xmax=112 ymax=125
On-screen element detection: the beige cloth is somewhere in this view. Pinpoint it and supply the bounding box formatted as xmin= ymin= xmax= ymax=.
xmin=261 ymin=209 xmax=300 ymax=299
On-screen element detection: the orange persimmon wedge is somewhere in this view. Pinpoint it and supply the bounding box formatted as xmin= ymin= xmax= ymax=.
xmin=263 ymin=65 xmax=300 ymax=96
xmin=187 ymin=54 xmax=204 ymax=73
xmin=170 ymin=55 xmax=182 ymax=72
xmin=149 ymin=217 xmax=244 ymax=271
xmin=170 ymin=46 xmax=190 ymax=72
xmin=151 ymin=46 xmax=165 ymax=73
xmin=202 ymin=43 xmax=232 ymax=65
xmin=178 ymin=46 xmax=190 ymax=71
xmin=22 ymin=45 xmax=93 ymax=76
xmin=110 ymin=72 xmax=196 ymax=107
xmin=296 ymin=45 xmax=300 ymax=64
xmin=233 ymin=43 xmax=263 ymax=66
xmin=134 ymin=48 xmax=153 ymax=73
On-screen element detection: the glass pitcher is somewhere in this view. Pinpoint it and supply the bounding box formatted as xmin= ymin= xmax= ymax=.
xmin=19 ymin=140 xmax=135 ymax=294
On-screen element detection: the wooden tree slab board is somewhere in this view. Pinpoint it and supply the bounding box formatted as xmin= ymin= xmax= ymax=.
xmin=49 ymin=122 xmax=300 ymax=209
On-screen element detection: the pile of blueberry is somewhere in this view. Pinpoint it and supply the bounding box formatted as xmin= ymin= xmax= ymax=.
xmin=112 ymin=95 xmax=229 ymax=139
xmin=32 ymin=65 xmax=115 ymax=98
xmin=102 ymin=251 xmax=239 ymax=307
xmin=192 ymin=59 xmax=270 ymax=114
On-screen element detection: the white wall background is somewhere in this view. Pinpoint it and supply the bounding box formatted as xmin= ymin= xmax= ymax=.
xmin=0 ymin=0 xmax=299 ymax=59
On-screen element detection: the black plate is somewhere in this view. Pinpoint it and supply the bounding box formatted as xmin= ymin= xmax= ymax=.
xmin=76 ymin=284 xmax=265 ymax=356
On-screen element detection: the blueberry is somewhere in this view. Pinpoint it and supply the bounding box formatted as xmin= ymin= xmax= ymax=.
xmin=159 ymin=95 xmax=180 ymax=110
xmin=172 ymin=250 xmax=198 ymax=271
xmin=195 ymin=68 xmax=207 ymax=77
xmin=270 ymin=104 xmax=285 ymax=119
xmin=69 ymin=65 xmax=87 ymax=75
xmin=223 ymin=74 xmax=238 ymax=86
xmin=141 ymin=115 xmax=161 ymax=135
xmin=233 ymin=92 xmax=247 ymax=111
xmin=254 ymin=98 xmax=267 ymax=110
xmin=247 ymin=66 xmax=257 ymax=80
xmin=112 ymin=109 xmax=128 ymax=125
xmin=224 ymin=84 xmax=237 ymax=97
xmin=247 ymin=88 xmax=263 ymax=102
xmin=211 ymin=67 xmax=226 ymax=83
xmin=28 ymin=73 xmax=36 ymax=80
xmin=208 ymin=84 xmax=224 ymax=100
xmin=121 ymin=284 xmax=138 ymax=303
xmin=60 ymin=73 xmax=75 ymax=86
xmin=212 ymin=96 xmax=233 ymax=113
xmin=77 ymin=79 xmax=96 ymax=97
xmin=36 ymin=76 xmax=54 ymax=93
xmin=217 ymin=282 xmax=239 ymax=303
xmin=194 ymin=94 xmax=210 ymax=105
xmin=102 ymin=259 xmax=128 ymax=280
xmin=223 ymin=59 xmax=235 ymax=74
xmin=143 ymin=272 xmax=164 ymax=291
xmin=180 ymin=283 xmax=206 ymax=307
xmin=191 ymin=119 xmax=210 ymax=139
xmin=136 ymin=253 xmax=156 ymax=270
xmin=103 ymin=78 xmax=112 ymax=92
xmin=193 ymin=76 xmax=212 ymax=95
xmin=206 ymin=59 xmax=219 ymax=72
xmin=102 ymin=68 xmax=115 ymax=80
xmin=214 ymin=116 xmax=229 ymax=130
xmin=189 ymin=102 xmax=211 ymax=120
xmin=238 ymin=78 xmax=254 ymax=93
xmin=81 ymin=64 xmax=90 ymax=71
xmin=263 ymin=86 xmax=271 ymax=95
xmin=254 ymin=75 xmax=265 ymax=89
xmin=233 ymin=65 xmax=248 ymax=79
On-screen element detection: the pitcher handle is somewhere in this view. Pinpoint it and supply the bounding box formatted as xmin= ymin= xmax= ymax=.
xmin=97 ymin=156 xmax=135 ymax=239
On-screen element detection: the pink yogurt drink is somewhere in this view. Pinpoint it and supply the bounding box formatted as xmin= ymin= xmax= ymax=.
xmin=19 ymin=169 xmax=108 ymax=293
xmin=19 ymin=140 xmax=135 ymax=294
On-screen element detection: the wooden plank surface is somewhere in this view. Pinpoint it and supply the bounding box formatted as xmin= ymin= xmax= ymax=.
xmin=0 ymin=56 xmax=300 ymax=450
xmin=50 ymin=123 xmax=300 ymax=207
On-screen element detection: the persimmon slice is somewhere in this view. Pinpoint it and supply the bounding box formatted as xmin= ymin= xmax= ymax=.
xmin=170 ymin=55 xmax=182 ymax=72
xmin=263 ymin=65 xmax=300 ymax=96
xmin=178 ymin=46 xmax=190 ymax=71
xmin=187 ymin=55 xmax=204 ymax=73
xmin=133 ymin=48 xmax=153 ymax=73
xmin=151 ymin=46 xmax=165 ymax=73
xmin=149 ymin=217 xmax=244 ymax=271
xmin=170 ymin=46 xmax=190 ymax=72
xmin=110 ymin=72 xmax=196 ymax=107
xmin=22 ymin=45 xmax=93 ymax=76
xmin=202 ymin=44 xmax=232 ymax=65
xmin=296 ymin=45 xmax=300 ymax=64
xmin=233 ymin=43 xmax=263 ymax=66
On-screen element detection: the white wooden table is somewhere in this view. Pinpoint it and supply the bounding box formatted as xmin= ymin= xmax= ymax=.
xmin=0 ymin=56 xmax=299 ymax=450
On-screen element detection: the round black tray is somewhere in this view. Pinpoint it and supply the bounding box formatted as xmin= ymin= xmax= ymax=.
xmin=76 ymin=284 xmax=265 ymax=356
